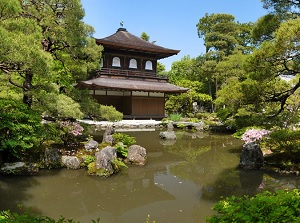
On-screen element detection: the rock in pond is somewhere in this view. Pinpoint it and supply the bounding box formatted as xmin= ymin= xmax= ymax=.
xmin=102 ymin=126 xmax=115 ymax=145
xmin=0 ymin=162 xmax=39 ymax=175
xmin=61 ymin=156 xmax=82 ymax=169
xmin=239 ymin=142 xmax=264 ymax=170
xmin=126 ymin=145 xmax=147 ymax=165
xmin=159 ymin=131 xmax=176 ymax=140
xmin=94 ymin=146 xmax=117 ymax=177
xmin=42 ymin=147 xmax=62 ymax=169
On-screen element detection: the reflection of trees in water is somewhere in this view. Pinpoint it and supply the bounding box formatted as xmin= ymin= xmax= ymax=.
xmin=201 ymin=168 xmax=244 ymax=201
xmin=165 ymin=132 xmax=297 ymax=202
xmin=0 ymin=172 xmax=52 ymax=215
xmin=166 ymin=132 xmax=242 ymax=185
xmin=201 ymin=167 xmax=300 ymax=202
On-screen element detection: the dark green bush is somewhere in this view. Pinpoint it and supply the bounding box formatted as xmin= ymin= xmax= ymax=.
xmin=268 ymin=129 xmax=300 ymax=154
xmin=99 ymin=105 xmax=123 ymax=121
xmin=0 ymin=98 xmax=44 ymax=159
xmin=206 ymin=189 xmax=300 ymax=223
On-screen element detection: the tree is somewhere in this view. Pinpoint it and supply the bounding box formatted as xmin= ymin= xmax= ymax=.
xmin=251 ymin=14 xmax=281 ymax=44
xmin=165 ymin=79 xmax=212 ymax=116
xmin=246 ymin=18 xmax=300 ymax=116
xmin=196 ymin=13 xmax=239 ymax=58
xmin=261 ymin=0 xmax=300 ymax=18
xmin=196 ymin=14 xmax=253 ymax=111
xmin=168 ymin=56 xmax=198 ymax=82
xmin=0 ymin=0 xmax=102 ymax=114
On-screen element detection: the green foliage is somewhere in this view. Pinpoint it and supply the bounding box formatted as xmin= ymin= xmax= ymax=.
xmin=115 ymin=142 xmax=128 ymax=158
xmin=165 ymin=79 xmax=212 ymax=115
xmin=112 ymin=133 xmax=136 ymax=158
xmin=251 ymin=14 xmax=281 ymax=44
xmin=140 ymin=32 xmax=150 ymax=41
xmin=87 ymin=161 xmax=97 ymax=175
xmin=245 ymin=18 xmax=300 ymax=116
xmin=176 ymin=123 xmax=187 ymax=129
xmin=68 ymin=89 xmax=102 ymax=119
xmin=169 ymin=113 xmax=182 ymax=122
xmin=168 ymin=56 xmax=198 ymax=82
xmin=0 ymin=210 xmax=80 ymax=223
xmin=112 ymin=133 xmax=136 ymax=146
xmin=99 ymin=105 xmax=123 ymax=121
xmin=0 ymin=0 xmax=102 ymax=117
xmin=0 ymin=210 xmax=101 ymax=223
xmin=0 ymin=98 xmax=44 ymax=158
xmin=111 ymin=158 xmax=128 ymax=170
xmin=206 ymin=189 xmax=300 ymax=223
xmin=81 ymin=155 xmax=96 ymax=167
xmin=40 ymin=93 xmax=84 ymax=120
xmin=87 ymin=161 xmax=112 ymax=176
xmin=268 ymin=129 xmax=300 ymax=154
xmin=261 ymin=0 xmax=300 ymax=19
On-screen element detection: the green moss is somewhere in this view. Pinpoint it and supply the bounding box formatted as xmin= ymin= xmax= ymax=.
xmin=81 ymin=155 xmax=96 ymax=167
xmin=87 ymin=161 xmax=114 ymax=177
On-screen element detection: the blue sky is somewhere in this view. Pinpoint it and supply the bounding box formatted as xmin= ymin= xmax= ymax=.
xmin=81 ymin=0 xmax=268 ymax=70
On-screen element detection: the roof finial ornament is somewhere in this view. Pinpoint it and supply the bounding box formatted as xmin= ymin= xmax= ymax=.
xmin=120 ymin=21 xmax=124 ymax=27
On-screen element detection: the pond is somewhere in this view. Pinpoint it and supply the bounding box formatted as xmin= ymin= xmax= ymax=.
xmin=0 ymin=130 xmax=299 ymax=223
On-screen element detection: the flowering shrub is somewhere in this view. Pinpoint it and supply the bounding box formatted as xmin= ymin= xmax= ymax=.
xmin=60 ymin=121 xmax=84 ymax=136
xmin=59 ymin=121 xmax=84 ymax=145
xmin=241 ymin=128 xmax=270 ymax=144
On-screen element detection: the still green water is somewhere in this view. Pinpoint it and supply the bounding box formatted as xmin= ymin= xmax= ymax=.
xmin=0 ymin=130 xmax=299 ymax=223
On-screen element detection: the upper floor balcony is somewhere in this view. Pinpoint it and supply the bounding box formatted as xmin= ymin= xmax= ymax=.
xmin=95 ymin=68 xmax=168 ymax=80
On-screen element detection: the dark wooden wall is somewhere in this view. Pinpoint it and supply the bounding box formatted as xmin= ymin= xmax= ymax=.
xmin=93 ymin=95 xmax=165 ymax=117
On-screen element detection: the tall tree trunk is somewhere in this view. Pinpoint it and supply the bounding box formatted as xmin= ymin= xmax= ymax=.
xmin=23 ymin=71 xmax=33 ymax=107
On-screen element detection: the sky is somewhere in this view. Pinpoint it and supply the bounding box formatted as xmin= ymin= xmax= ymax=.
xmin=81 ymin=0 xmax=268 ymax=71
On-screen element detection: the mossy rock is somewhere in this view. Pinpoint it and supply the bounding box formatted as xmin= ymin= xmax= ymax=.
xmin=87 ymin=161 xmax=114 ymax=177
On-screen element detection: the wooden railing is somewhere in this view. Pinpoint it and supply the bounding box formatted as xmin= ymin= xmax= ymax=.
xmin=97 ymin=68 xmax=168 ymax=80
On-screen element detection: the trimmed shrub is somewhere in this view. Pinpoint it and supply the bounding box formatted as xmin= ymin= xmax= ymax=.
xmin=206 ymin=189 xmax=300 ymax=223
xmin=99 ymin=105 xmax=123 ymax=121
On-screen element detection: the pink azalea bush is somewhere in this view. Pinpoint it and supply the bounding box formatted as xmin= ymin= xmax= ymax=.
xmin=60 ymin=121 xmax=84 ymax=136
xmin=59 ymin=121 xmax=84 ymax=145
xmin=241 ymin=128 xmax=270 ymax=144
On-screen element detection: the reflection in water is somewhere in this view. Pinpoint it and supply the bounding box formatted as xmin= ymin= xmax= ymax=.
xmin=0 ymin=130 xmax=299 ymax=223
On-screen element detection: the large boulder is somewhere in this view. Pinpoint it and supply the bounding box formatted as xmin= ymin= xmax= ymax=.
xmin=0 ymin=162 xmax=39 ymax=175
xmin=84 ymin=139 xmax=99 ymax=151
xmin=126 ymin=145 xmax=147 ymax=165
xmin=61 ymin=156 xmax=82 ymax=169
xmin=239 ymin=142 xmax=264 ymax=169
xmin=94 ymin=146 xmax=117 ymax=176
xmin=42 ymin=147 xmax=62 ymax=169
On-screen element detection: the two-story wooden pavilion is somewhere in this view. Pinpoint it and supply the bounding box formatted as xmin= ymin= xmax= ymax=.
xmin=77 ymin=27 xmax=188 ymax=119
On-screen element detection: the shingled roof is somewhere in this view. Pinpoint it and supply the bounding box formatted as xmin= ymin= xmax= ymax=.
xmin=77 ymin=76 xmax=188 ymax=94
xmin=95 ymin=28 xmax=180 ymax=59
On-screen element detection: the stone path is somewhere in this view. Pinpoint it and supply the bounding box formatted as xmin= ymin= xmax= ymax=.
xmin=79 ymin=119 xmax=162 ymax=131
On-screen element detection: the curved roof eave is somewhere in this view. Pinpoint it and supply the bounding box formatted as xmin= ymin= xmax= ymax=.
xmin=95 ymin=28 xmax=180 ymax=59
xmin=77 ymin=77 xmax=189 ymax=94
